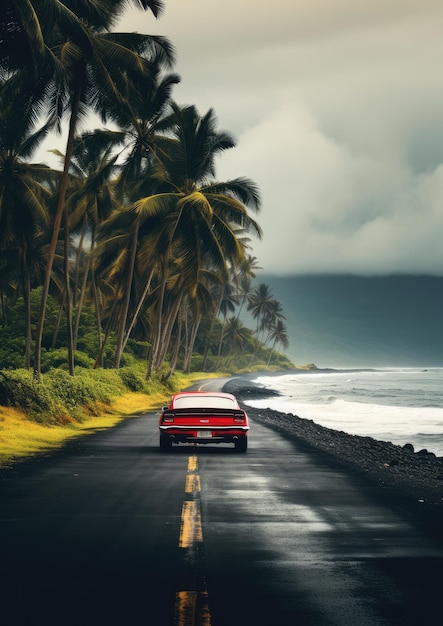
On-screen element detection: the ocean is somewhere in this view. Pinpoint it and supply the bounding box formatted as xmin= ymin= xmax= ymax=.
xmin=244 ymin=368 xmax=443 ymax=457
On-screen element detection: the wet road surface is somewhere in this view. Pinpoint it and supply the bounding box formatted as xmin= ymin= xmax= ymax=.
xmin=1 ymin=392 xmax=442 ymax=625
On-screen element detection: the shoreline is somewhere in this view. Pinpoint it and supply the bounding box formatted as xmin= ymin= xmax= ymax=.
xmin=222 ymin=376 xmax=443 ymax=542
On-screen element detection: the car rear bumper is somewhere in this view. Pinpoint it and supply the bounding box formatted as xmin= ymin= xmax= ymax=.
xmin=159 ymin=426 xmax=249 ymax=445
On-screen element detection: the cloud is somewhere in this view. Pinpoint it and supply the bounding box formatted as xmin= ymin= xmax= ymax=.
xmin=44 ymin=1 xmax=443 ymax=276
xmin=217 ymin=99 xmax=443 ymax=275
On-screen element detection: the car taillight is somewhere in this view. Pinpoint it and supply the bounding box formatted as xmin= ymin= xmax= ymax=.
xmin=234 ymin=412 xmax=246 ymax=423
xmin=162 ymin=412 xmax=175 ymax=423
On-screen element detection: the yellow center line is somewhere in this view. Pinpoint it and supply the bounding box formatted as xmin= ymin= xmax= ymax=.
xmin=188 ymin=455 xmax=198 ymax=472
xmin=174 ymin=591 xmax=211 ymax=626
xmin=174 ymin=455 xmax=211 ymax=626
xmin=179 ymin=500 xmax=203 ymax=548
xmin=185 ymin=473 xmax=201 ymax=494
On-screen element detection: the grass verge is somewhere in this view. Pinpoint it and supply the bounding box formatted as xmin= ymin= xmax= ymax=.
xmin=0 ymin=371 xmax=221 ymax=468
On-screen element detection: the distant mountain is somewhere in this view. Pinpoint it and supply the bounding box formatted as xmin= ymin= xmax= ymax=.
xmin=255 ymin=274 xmax=443 ymax=368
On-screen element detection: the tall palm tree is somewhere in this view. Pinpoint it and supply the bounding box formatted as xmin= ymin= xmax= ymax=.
xmin=247 ymin=283 xmax=287 ymax=365
xmin=179 ymin=271 xmax=218 ymax=376
xmin=247 ymin=283 xmax=275 ymax=338
xmin=112 ymin=68 xmax=180 ymax=198
xmin=96 ymin=103 xmax=262 ymax=374
xmin=234 ymin=255 xmax=262 ymax=321
xmin=1 ymin=1 xmax=174 ymax=378
xmin=266 ymin=319 xmax=290 ymax=366
xmin=218 ymin=317 xmax=253 ymax=369
xmin=0 ymin=87 xmax=56 ymax=368
xmin=64 ymin=129 xmax=124 ymax=351
xmin=215 ymin=281 xmax=239 ymax=362
xmin=261 ymin=299 xmax=286 ymax=342
xmin=103 ymin=68 xmax=180 ymax=369
xmin=131 ymin=103 xmax=262 ymax=376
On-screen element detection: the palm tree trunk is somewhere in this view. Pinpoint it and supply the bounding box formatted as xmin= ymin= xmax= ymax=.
xmin=216 ymin=317 xmax=227 ymax=360
xmin=183 ymin=312 xmax=201 ymax=374
xmin=266 ymin=342 xmax=276 ymax=366
xmin=73 ymin=251 xmax=91 ymax=351
xmin=1 ymin=290 xmax=5 ymax=327
xmin=88 ymin=225 xmax=105 ymax=367
xmin=24 ymin=270 xmax=31 ymax=370
xmin=161 ymin=310 xmax=183 ymax=382
xmin=34 ymin=86 xmax=81 ymax=380
xmin=63 ymin=209 xmax=75 ymax=375
xmin=73 ymin=217 xmax=88 ymax=308
xmin=91 ymin=272 xmax=104 ymax=367
xmin=52 ymin=288 xmax=65 ymax=350
xmin=156 ymin=292 xmax=183 ymax=368
xmin=93 ymin=296 xmax=119 ymax=369
xmin=201 ymin=314 xmax=215 ymax=371
xmin=202 ymin=287 xmax=223 ymax=370
xmin=121 ymin=266 xmax=155 ymax=352
xmin=114 ymin=222 xmax=139 ymax=369
xmin=146 ymin=258 xmax=168 ymax=379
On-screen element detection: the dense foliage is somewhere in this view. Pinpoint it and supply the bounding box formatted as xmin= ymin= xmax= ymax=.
xmin=0 ymin=364 xmax=185 ymax=425
xmin=0 ymin=1 xmax=292 ymax=383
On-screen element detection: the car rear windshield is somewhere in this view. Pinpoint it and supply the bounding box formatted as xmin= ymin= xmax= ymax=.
xmin=174 ymin=396 xmax=235 ymax=409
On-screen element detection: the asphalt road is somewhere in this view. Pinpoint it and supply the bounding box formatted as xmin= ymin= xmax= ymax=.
xmin=1 ymin=379 xmax=442 ymax=625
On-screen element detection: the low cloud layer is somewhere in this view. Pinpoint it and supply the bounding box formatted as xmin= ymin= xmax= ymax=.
xmin=117 ymin=2 xmax=443 ymax=274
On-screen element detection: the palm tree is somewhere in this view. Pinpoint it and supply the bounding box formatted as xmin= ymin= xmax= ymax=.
xmin=112 ymin=68 xmax=181 ymax=198
xmin=266 ymin=319 xmax=290 ymax=366
xmin=1 ymin=1 xmax=174 ymax=378
xmin=261 ymin=299 xmax=286 ymax=342
xmin=63 ymin=129 xmax=124 ymax=351
xmin=247 ymin=283 xmax=275 ymax=338
xmin=0 ymin=87 xmax=56 ymax=368
xmin=234 ymin=255 xmax=262 ymax=321
xmin=95 ymin=103 xmax=262 ymax=374
xmin=218 ymin=317 xmax=254 ymax=369
xmin=215 ymin=282 xmax=239 ymax=363
xmin=179 ymin=272 xmax=218 ymax=375
xmin=131 ymin=103 xmax=262 ymax=376
xmin=102 ymin=68 xmax=180 ymax=369
xmin=247 ymin=283 xmax=287 ymax=365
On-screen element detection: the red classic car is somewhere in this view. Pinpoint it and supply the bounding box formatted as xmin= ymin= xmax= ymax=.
xmin=158 ymin=391 xmax=249 ymax=452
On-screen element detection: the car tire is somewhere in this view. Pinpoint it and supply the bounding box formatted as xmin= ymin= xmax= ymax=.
xmin=235 ymin=437 xmax=248 ymax=453
xmin=159 ymin=435 xmax=172 ymax=452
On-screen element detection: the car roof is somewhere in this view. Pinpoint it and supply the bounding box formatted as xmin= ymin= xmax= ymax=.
xmin=172 ymin=391 xmax=235 ymax=399
xmin=170 ymin=391 xmax=238 ymax=409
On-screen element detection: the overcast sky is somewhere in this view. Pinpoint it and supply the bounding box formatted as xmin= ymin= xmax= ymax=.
xmin=60 ymin=1 xmax=443 ymax=276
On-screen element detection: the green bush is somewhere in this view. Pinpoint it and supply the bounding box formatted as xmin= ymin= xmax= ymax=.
xmin=189 ymin=354 xmax=205 ymax=371
xmin=45 ymin=368 xmax=125 ymax=410
xmin=0 ymin=366 xmax=135 ymax=424
xmin=125 ymin=339 xmax=149 ymax=359
xmin=40 ymin=349 xmax=95 ymax=372
xmin=74 ymin=352 xmax=96 ymax=369
xmin=118 ymin=352 xmax=138 ymax=368
xmin=118 ymin=366 xmax=145 ymax=392
xmin=0 ymin=369 xmax=58 ymax=423
xmin=45 ymin=369 xmax=90 ymax=413
xmin=0 ymin=333 xmax=28 ymax=369
xmin=75 ymin=332 xmax=100 ymax=359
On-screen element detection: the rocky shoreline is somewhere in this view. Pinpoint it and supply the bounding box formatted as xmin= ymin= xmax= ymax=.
xmin=222 ymin=377 xmax=443 ymax=541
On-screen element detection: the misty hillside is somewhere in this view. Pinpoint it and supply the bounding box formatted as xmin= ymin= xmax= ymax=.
xmin=257 ymin=274 xmax=443 ymax=368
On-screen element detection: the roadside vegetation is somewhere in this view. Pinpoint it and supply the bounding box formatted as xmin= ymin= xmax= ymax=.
xmin=0 ymin=2 xmax=298 ymax=466
xmin=0 ymin=369 xmax=219 ymax=467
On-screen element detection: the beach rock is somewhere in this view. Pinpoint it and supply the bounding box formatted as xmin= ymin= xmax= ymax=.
xmin=225 ymin=382 xmax=281 ymax=400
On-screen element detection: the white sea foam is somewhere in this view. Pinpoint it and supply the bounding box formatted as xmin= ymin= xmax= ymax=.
xmin=245 ymin=368 xmax=443 ymax=456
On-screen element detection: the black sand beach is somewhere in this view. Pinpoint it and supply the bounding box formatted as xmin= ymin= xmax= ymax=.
xmin=222 ymin=376 xmax=443 ymax=542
